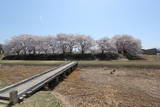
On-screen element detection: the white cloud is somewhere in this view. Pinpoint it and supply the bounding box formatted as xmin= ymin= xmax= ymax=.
xmin=39 ymin=16 xmax=43 ymax=24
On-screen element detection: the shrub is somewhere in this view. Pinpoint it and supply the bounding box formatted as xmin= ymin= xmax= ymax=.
xmin=3 ymin=53 xmax=119 ymax=60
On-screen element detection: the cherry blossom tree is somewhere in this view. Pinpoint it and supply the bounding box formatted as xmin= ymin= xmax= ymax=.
xmin=48 ymin=36 xmax=58 ymax=54
xmin=96 ymin=37 xmax=111 ymax=54
xmin=75 ymin=34 xmax=94 ymax=54
xmin=112 ymin=35 xmax=142 ymax=56
xmin=56 ymin=34 xmax=69 ymax=54
xmin=67 ymin=34 xmax=77 ymax=54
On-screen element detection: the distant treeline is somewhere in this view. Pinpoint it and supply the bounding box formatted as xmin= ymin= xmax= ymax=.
xmin=142 ymin=48 xmax=160 ymax=55
xmin=3 ymin=53 xmax=119 ymax=60
xmin=1 ymin=33 xmax=145 ymax=60
xmin=2 ymin=34 xmax=142 ymax=56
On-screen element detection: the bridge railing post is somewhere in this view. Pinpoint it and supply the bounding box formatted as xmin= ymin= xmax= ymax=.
xmin=9 ymin=90 xmax=19 ymax=105
xmin=55 ymin=77 xmax=59 ymax=83
xmin=63 ymin=72 xmax=67 ymax=78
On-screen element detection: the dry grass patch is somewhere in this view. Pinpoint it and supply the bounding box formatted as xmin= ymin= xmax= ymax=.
xmin=0 ymin=65 xmax=63 ymax=107
xmin=13 ymin=91 xmax=62 ymax=107
xmin=0 ymin=65 xmax=53 ymax=88
xmin=53 ymin=67 xmax=160 ymax=107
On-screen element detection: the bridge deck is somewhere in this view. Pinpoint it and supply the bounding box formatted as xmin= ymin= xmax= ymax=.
xmin=0 ymin=62 xmax=77 ymax=99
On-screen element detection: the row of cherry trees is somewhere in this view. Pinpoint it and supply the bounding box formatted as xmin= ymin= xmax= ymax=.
xmin=3 ymin=34 xmax=142 ymax=56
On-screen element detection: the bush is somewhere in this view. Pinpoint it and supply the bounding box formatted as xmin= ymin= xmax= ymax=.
xmin=142 ymin=48 xmax=157 ymax=55
xmin=124 ymin=52 xmax=142 ymax=60
xmin=3 ymin=53 xmax=119 ymax=60
xmin=95 ymin=52 xmax=119 ymax=60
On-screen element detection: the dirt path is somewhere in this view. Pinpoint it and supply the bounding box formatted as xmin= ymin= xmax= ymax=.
xmin=53 ymin=67 xmax=160 ymax=107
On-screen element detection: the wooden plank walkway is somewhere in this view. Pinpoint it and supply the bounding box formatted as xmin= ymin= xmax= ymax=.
xmin=0 ymin=62 xmax=78 ymax=104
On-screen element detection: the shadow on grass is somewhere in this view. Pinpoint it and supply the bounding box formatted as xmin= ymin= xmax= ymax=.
xmin=0 ymin=100 xmax=13 ymax=107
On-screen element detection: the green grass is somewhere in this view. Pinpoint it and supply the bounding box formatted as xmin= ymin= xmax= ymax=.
xmin=0 ymin=54 xmax=4 ymax=60
xmin=14 ymin=91 xmax=62 ymax=107
xmin=0 ymin=60 xmax=66 ymax=65
xmin=0 ymin=60 xmax=160 ymax=68
xmin=0 ymin=91 xmax=63 ymax=107
xmin=78 ymin=61 xmax=160 ymax=68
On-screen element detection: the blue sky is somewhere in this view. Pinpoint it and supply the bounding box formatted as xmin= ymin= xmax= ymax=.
xmin=0 ymin=0 xmax=160 ymax=49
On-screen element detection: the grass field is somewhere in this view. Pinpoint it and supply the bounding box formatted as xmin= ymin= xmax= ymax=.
xmin=0 ymin=91 xmax=62 ymax=107
xmin=0 ymin=55 xmax=160 ymax=106
xmin=0 ymin=65 xmax=53 ymax=88
xmin=0 ymin=65 xmax=62 ymax=107
xmin=0 ymin=60 xmax=66 ymax=65
xmin=0 ymin=60 xmax=160 ymax=69
xmin=78 ymin=60 xmax=160 ymax=68
xmin=1 ymin=64 xmax=160 ymax=106
xmin=0 ymin=54 xmax=3 ymax=60
xmin=54 ymin=67 xmax=160 ymax=107
xmin=13 ymin=91 xmax=62 ymax=107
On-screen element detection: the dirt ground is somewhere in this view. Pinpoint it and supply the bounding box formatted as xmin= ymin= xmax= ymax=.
xmin=0 ymin=65 xmax=160 ymax=107
xmin=0 ymin=65 xmax=53 ymax=88
xmin=53 ymin=67 xmax=160 ymax=107
xmin=141 ymin=55 xmax=160 ymax=62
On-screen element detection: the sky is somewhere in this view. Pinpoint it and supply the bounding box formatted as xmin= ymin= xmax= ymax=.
xmin=0 ymin=0 xmax=160 ymax=49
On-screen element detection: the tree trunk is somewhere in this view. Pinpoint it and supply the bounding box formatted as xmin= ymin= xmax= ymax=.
xmin=69 ymin=48 xmax=72 ymax=54
xmin=63 ymin=49 xmax=65 ymax=54
xmin=81 ymin=49 xmax=84 ymax=54
xmin=101 ymin=50 xmax=104 ymax=54
xmin=17 ymin=51 xmax=20 ymax=55
xmin=52 ymin=49 xmax=55 ymax=54
xmin=23 ymin=49 xmax=26 ymax=55
xmin=44 ymin=50 xmax=48 ymax=54
xmin=33 ymin=48 xmax=36 ymax=55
